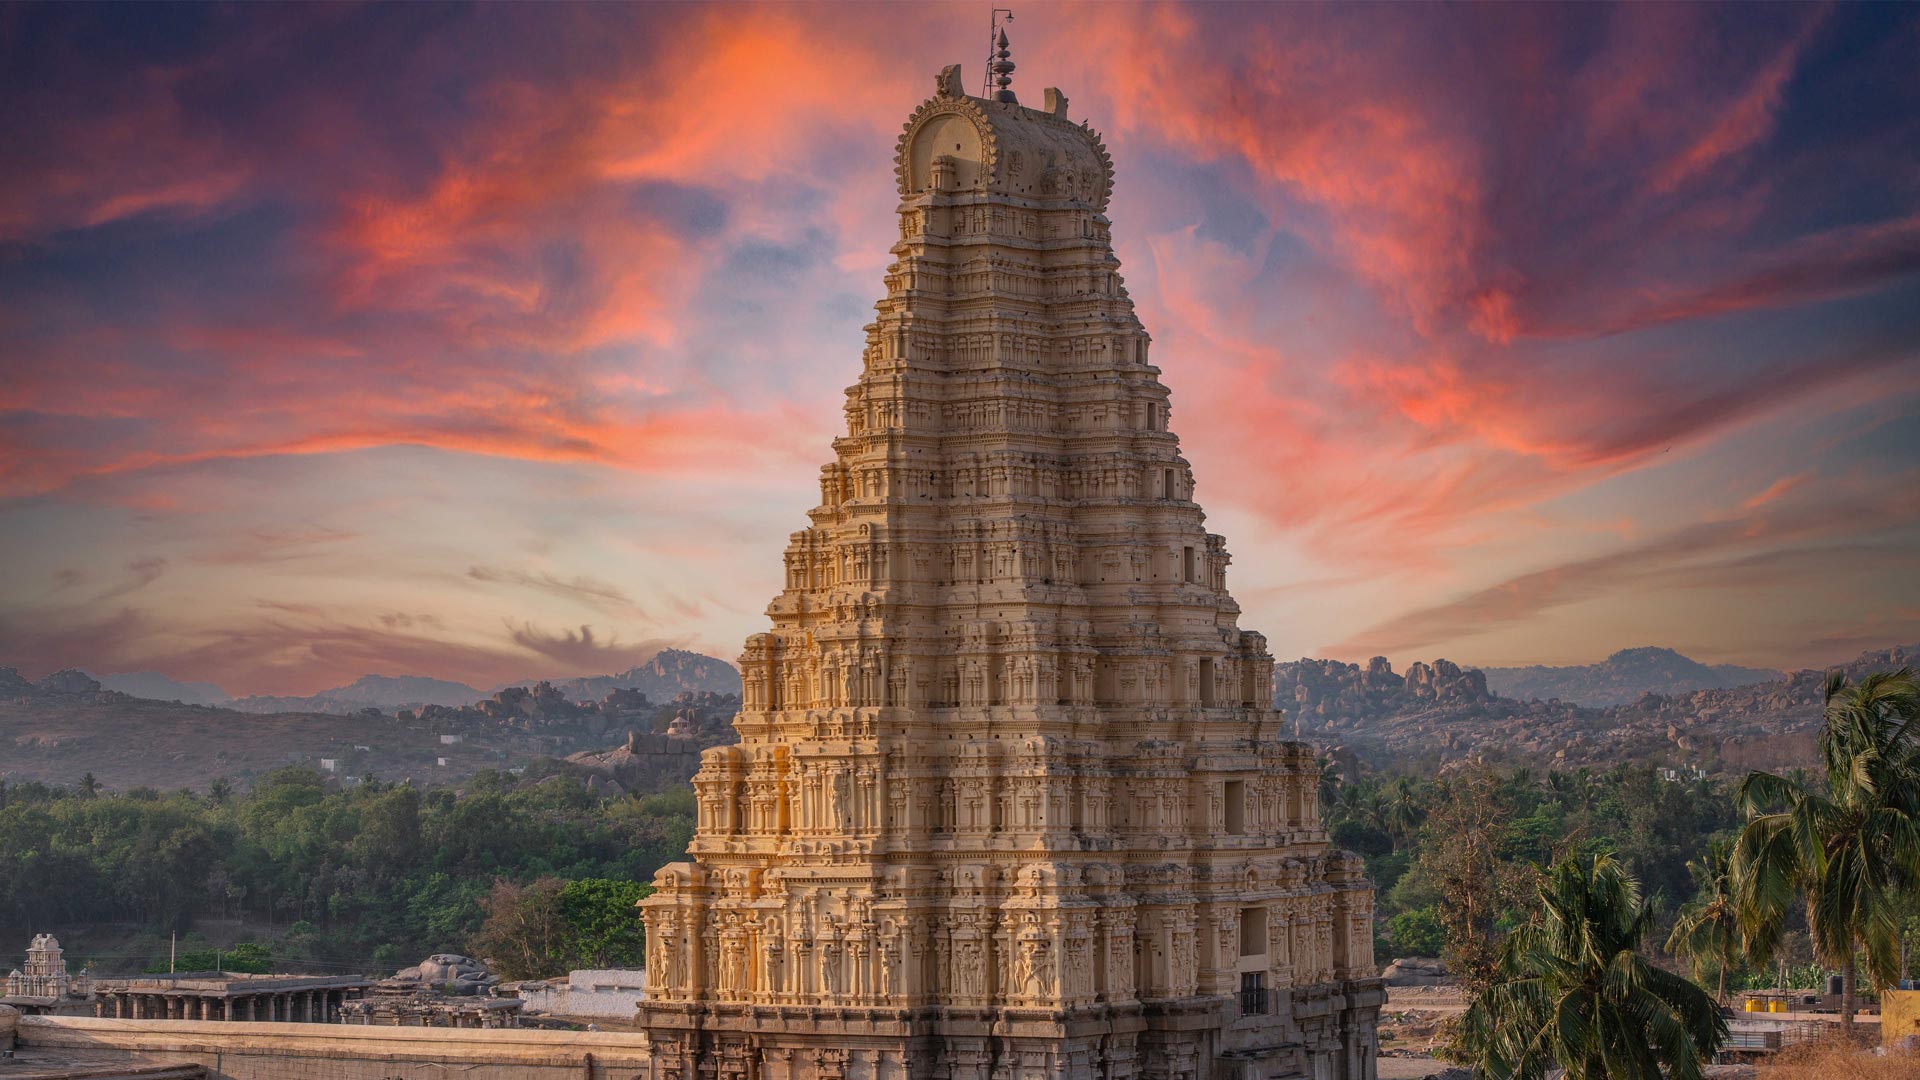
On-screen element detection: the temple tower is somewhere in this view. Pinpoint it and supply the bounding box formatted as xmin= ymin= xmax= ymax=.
xmin=639 ymin=55 xmax=1381 ymax=1080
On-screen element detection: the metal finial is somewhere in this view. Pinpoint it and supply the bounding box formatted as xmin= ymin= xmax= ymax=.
xmin=986 ymin=9 xmax=1016 ymax=102
xmin=992 ymin=28 xmax=1017 ymax=102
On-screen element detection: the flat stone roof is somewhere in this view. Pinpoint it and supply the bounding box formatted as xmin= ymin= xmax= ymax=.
xmin=90 ymin=973 xmax=370 ymax=995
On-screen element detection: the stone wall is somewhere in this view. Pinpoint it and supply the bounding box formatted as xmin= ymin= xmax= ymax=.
xmin=517 ymin=969 xmax=647 ymax=1021
xmin=18 ymin=1015 xmax=653 ymax=1080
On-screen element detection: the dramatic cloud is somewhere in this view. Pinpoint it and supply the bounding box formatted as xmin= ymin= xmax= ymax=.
xmin=3 ymin=3 xmax=1917 ymax=687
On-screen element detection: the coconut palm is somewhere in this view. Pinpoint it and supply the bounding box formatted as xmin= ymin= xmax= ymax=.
xmin=1456 ymin=853 xmax=1725 ymax=1080
xmin=1384 ymin=776 xmax=1424 ymax=846
xmin=1314 ymin=755 xmax=1343 ymax=811
xmin=1666 ymin=836 xmax=1742 ymax=1003
xmin=1732 ymin=668 xmax=1920 ymax=1036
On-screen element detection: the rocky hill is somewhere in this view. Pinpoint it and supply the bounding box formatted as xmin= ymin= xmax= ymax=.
xmin=503 ymin=648 xmax=742 ymax=703
xmin=228 ymin=673 xmax=489 ymax=714
xmin=1480 ymin=647 xmax=1781 ymax=707
xmin=1278 ymin=644 xmax=1917 ymax=775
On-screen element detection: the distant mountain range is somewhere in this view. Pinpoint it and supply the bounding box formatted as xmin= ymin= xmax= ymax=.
xmin=65 ymin=649 xmax=743 ymax=715
xmin=227 ymin=674 xmax=490 ymax=714
xmin=93 ymin=671 xmax=231 ymax=706
xmin=1480 ymin=647 xmax=1781 ymax=707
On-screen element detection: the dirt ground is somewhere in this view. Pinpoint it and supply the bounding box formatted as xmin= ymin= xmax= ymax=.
xmin=1373 ymin=985 xmax=1469 ymax=1078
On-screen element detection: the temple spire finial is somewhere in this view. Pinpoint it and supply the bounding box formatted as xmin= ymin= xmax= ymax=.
xmin=987 ymin=9 xmax=1017 ymax=103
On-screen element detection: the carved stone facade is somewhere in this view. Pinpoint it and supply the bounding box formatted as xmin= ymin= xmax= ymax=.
xmin=638 ymin=57 xmax=1380 ymax=1080
xmin=5 ymin=930 xmax=88 ymax=999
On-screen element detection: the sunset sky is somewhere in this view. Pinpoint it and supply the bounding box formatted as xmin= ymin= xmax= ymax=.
xmin=3 ymin=2 xmax=1918 ymax=696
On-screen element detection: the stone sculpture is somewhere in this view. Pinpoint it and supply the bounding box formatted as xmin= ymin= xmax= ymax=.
xmin=388 ymin=954 xmax=497 ymax=995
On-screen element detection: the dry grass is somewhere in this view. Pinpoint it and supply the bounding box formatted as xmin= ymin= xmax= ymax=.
xmin=1760 ymin=1039 xmax=1918 ymax=1079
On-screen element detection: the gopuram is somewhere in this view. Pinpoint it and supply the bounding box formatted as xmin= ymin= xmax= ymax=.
xmin=639 ymin=43 xmax=1382 ymax=1080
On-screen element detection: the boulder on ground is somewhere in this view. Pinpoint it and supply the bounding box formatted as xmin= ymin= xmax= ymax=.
xmin=1382 ymin=956 xmax=1450 ymax=986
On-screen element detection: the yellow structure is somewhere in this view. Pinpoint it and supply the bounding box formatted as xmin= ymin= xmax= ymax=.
xmin=637 ymin=41 xmax=1381 ymax=1080
xmin=1884 ymin=988 xmax=1920 ymax=1050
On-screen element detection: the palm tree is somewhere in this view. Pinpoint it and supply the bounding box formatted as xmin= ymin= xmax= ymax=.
xmin=1384 ymin=776 xmax=1424 ymax=846
xmin=1666 ymin=836 xmax=1741 ymax=1003
xmin=1456 ymin=853 xmax=1726 ymax=1080
xmin=1732 ymin=668 xmax=1920 ymax=1037
xmin=1314 ymin=755 xmax=1342 ymax=811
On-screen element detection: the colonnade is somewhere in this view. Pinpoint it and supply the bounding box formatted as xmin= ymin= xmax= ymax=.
xmin=94 ymin=987 xmax=351 ymax=1023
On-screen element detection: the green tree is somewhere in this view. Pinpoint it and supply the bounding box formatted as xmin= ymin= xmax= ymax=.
xmin=1409 ymin=767 xmax=1538 ymax=989
xmin=1732 ymin=669 xmax=1920 ymax=1036
xmin=1383 ymin=776 xmax=1424 ymax=846
xmin=469 ymin=877 xmax=567 ymax=980
xmin=557 ymin=878 xmax=654 ymax=968
xmin=1387 ymin=905 xmax=1446 ymax=957
xmin=1455 ymin=854 xmax=1726 ymax=1080
xmin=1665 ymin=836 xmax=1741 ymax=1003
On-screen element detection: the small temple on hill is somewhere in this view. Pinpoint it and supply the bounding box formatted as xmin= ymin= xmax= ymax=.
xmin=638 ymin=41 xmax=1381 ymax=1080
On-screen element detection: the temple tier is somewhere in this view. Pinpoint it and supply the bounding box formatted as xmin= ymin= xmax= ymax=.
xmin=639 ymin=59 xmax=1382 ymax=1080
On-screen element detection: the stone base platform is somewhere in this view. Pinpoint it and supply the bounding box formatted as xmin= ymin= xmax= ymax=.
xmin=15 ymin=1015 xmax=653 ymax=1080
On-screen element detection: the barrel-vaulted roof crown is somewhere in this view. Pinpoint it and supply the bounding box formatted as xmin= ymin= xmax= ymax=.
xmin=894 ymin=64 xmax=1114 ymax=212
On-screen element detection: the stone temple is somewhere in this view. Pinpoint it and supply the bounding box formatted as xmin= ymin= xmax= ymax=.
xmin=637 ymin=48 xmax=1381 ymax=1080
